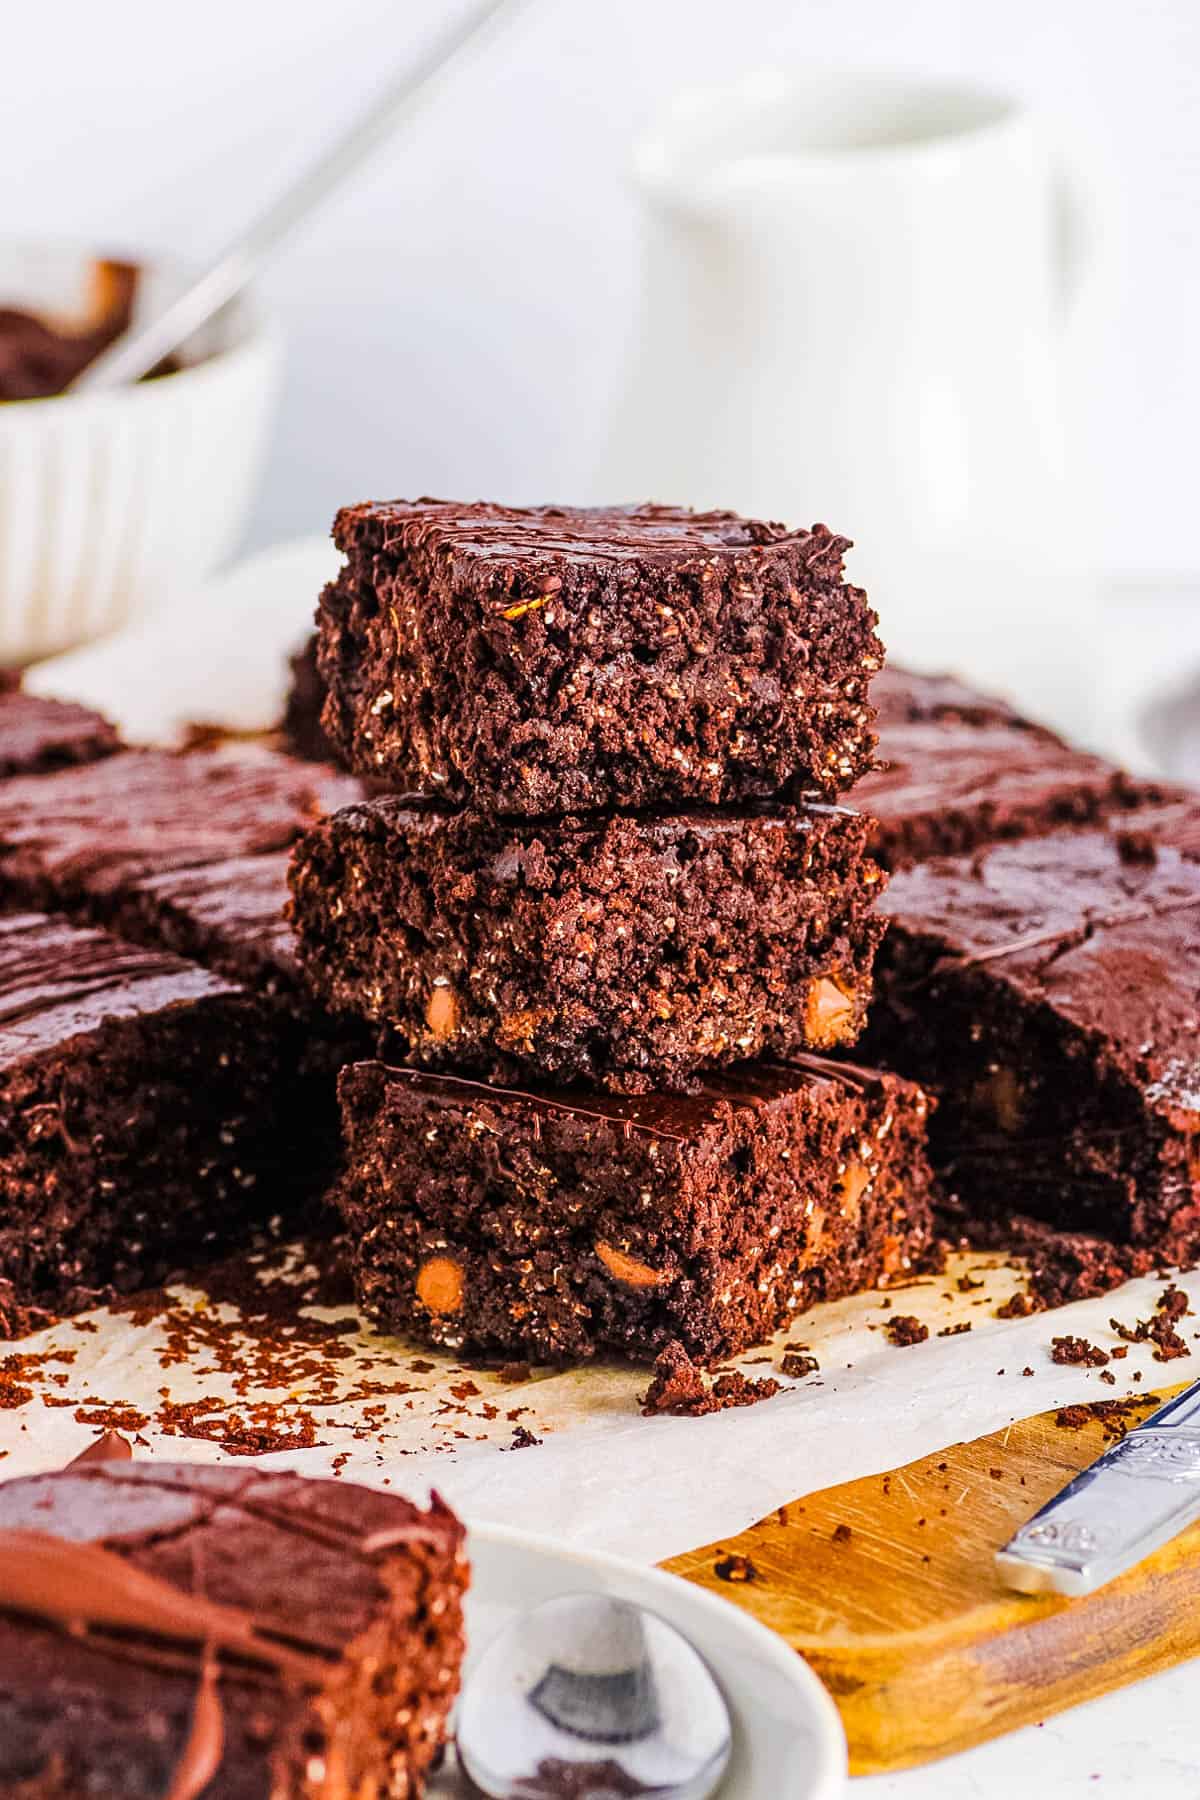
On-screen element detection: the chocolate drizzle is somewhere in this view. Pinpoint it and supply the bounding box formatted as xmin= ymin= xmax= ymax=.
xmin=163 ymin=1649 xmax=225 ymax=1800
xmin=0 ymin=1530 xmax=336 ymax=1687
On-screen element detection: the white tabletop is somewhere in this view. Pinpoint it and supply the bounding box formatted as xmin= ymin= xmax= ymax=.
xmin=864 ymin=1661 xmax=1195 ymax=1796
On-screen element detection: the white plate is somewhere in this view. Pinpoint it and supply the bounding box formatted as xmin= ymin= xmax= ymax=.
xmin=431 ymin=1522 xmax=847 ymax=1799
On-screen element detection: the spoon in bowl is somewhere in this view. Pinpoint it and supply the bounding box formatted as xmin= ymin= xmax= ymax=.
xmin=70 ymin=0 xmax=530 ymax=395
xmin=456 ymin=1592 xmax=732 ymax=1799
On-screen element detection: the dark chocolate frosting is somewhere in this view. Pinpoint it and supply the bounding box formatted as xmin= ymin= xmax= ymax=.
xmin=335 ymin=497 xmax=847 ymax=575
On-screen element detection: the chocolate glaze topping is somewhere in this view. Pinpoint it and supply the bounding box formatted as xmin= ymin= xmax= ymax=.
xmin=336 ymin=497 xmax=847 ymax=575
xmin=0 ymin=911 xmax=237 ymax=1063
xmin=367 ymin=1054 xmax=892 ymax=1141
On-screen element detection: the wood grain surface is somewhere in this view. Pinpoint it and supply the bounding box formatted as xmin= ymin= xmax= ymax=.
xmin=663 ymin=1383 xmax=1200 ymax=1773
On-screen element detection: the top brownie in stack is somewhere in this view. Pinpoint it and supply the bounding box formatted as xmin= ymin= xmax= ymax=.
xmin=316 ymin=499 xmax=882 ymax=810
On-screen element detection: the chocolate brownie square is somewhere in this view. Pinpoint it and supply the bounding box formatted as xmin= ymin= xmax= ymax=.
xmin=859 ymin=718 xmax=1165 ymax=869
xmin=289 ymin=798 xmax=886 ymax=1091
xmin=867 ymin=831 xmax=1200 ymax=1257
xmin=872 ymin=665 xmax=1057 ymax=735
xmin=317 ymin=499 xmax=882 ymax=810
xmin=0 ymin=745 xmax=362 ymax=920
xmin=0 ymin=1462 xmax=466 ymax=1799
xmin=0 ymin=689 xmax=120 ymax=777
xmin=0 ymin=912 xmax=305 ymax=1316
xmin=335 ymin=1058 xmax=936 ymax=1363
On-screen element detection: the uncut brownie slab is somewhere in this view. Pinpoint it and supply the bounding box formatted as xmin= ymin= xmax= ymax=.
xmin=859 ymin=717 xmax=1165 ymax=870
xmin=317 ymin=498 xmax=882 ymax=810
xmin=0 ymin=688 xmax=120 ymax=777
xmin=0 ymin=1461 xmax=466 ymax=1799
xmin=0 ymin=912 xmax=305 ymax=1317
xmin=0 ymin=744 xmax=362 ymax=921
xmin=335 ymin=1058 xmax=936 ymax=1364
xmin=867 ymin=831 xmax=1200 ymax=1258
xmin=290 ymin=798 xmax=886 ymax=1092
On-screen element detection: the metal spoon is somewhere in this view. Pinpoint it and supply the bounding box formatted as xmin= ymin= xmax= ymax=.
xmin=456 ymin=1592 xmax=732 ymax=1799
xmin=69 ymin=0 xmax=531 ymax=395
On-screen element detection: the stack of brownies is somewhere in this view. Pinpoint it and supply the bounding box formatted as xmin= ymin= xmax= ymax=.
xmin=288 ymin=500 xmax=941 ymax=1365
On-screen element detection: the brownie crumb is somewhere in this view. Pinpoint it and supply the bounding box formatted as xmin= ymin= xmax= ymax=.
xmin=1051 ymin=1335 xmax=1110 ymax=1368
xmin=640 ymin=1341 xmax=781 ymax=1417
xmin=714 ymin=1552 xmax=760 ymax=1583
xmin=832 ymin=1522 xmax=853 ymax=1545
xmin=885 ymin=1314 xmax=929 ymax=1347
xmin=1021 ymin=1366 xmax=1035 ymax=1377
xmin=996 ymin=1292 xmax=1040 ymax=1319
xmin=499 ymin=1362 xmax=533 ymax=1384
xmin=1099 ymin=1369 xmax=1117 ymax=1385
xmin=937 ymin=1322 xmax=972 ymax=1337
xmin=780 ymin=1350 xmax=820 ymax=1379
xmin=501 ymin=1424 xmax=543 ymax=1451
xmin=1055 ymin=1396 xmax=1159 ymax=1442
xmin=1110 ymin=1286 xmax=1194 ymax=1362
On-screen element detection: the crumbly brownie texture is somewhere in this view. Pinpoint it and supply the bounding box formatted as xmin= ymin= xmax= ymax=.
xmin=0 ymin=689 xmax=120 ymax=777
xmin=859 ymin=718 xmax=1166 ymax=869
xmin=333 ymin=1058 xmax=936 ymax=1364
xmin=0 ymin=1462 xmax=466 ymax=1799
xmin=0 ymin=745 xmax=362 ymax=919
xmin=283 ymin=632 xmax=336 ymax=764
xmin=872 ymin=665 xmax=1057 ymax=736
xmin=0 ymin=913 xmax=305 ymax=1316
xmin=317 ymin=499 xmax=882 ymax=811
xmin=868 ymin=831 xmax=1200 ymax=1258
xmin=289 ymin=799 xmax=886 ymax=1092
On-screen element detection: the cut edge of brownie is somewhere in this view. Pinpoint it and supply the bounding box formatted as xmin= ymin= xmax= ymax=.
xmin=0 ymin=912 xmax=305 ymax=1316
xmin=332 ymin=1056 xmax=936 ymax=1365
xmin=868 ymin=830 xmax=1200 ymax=1258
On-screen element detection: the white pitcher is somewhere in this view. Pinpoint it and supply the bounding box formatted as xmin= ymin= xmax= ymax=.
xmin=599 ymin=71 xmax=1094 ymax=734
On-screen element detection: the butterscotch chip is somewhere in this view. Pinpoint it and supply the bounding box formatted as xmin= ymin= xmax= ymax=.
xmin=415 ymin=1254 xmax=464 ymax=1315
xmin=838 ymin=1160 xmax=871 ymax=1210
xmin=594 ymin=1241 xmax=669 ymax=1291
xmin=425 ymin=983 xmax=459 ymax=1041
xmin=805 ymin=973 xmax=856 ymax=1047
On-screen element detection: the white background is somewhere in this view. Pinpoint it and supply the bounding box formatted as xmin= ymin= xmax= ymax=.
xmin=3 ymin=0 xmax=1199 ymax=575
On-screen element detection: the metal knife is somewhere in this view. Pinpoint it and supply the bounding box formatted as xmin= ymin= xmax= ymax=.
xmin=996 ymin=1376 xmax=1200 ymax=1597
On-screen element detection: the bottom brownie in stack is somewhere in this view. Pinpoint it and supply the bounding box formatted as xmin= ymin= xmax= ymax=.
xmin=0 ymin=1459 xmax=466 ymax=1799
xmin=0 ymin=913 xmax=305 ymax=1320
xmin=334 ymin=1056 xmax=936 ymax=1363
xmin=866 ymin=827 xmax=1200 ymax=1287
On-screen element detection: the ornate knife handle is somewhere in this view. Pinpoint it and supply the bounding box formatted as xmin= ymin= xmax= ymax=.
xmin=996 ymin=1378 xmax=1200 ymax=1597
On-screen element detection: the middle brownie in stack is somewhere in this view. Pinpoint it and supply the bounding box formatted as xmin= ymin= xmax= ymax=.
xmin=290 ymin=499 xmax=938 ymax=1363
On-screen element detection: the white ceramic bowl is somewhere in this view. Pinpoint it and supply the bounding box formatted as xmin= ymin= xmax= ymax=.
xmin=0 ymin=243 xmax=282 ymax=665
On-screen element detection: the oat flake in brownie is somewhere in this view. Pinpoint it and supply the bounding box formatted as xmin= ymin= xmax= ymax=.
xmin=317 ymin=498 xmax=882 ymax=810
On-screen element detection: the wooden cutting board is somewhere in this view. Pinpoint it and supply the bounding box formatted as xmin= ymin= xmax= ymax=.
xmin=663 ymin=1383 xmax=1200 ymax=1773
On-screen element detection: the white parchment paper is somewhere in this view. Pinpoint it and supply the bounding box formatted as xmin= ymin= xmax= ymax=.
xmin=3 ymin=1249 xmax=1195 ymax=1566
